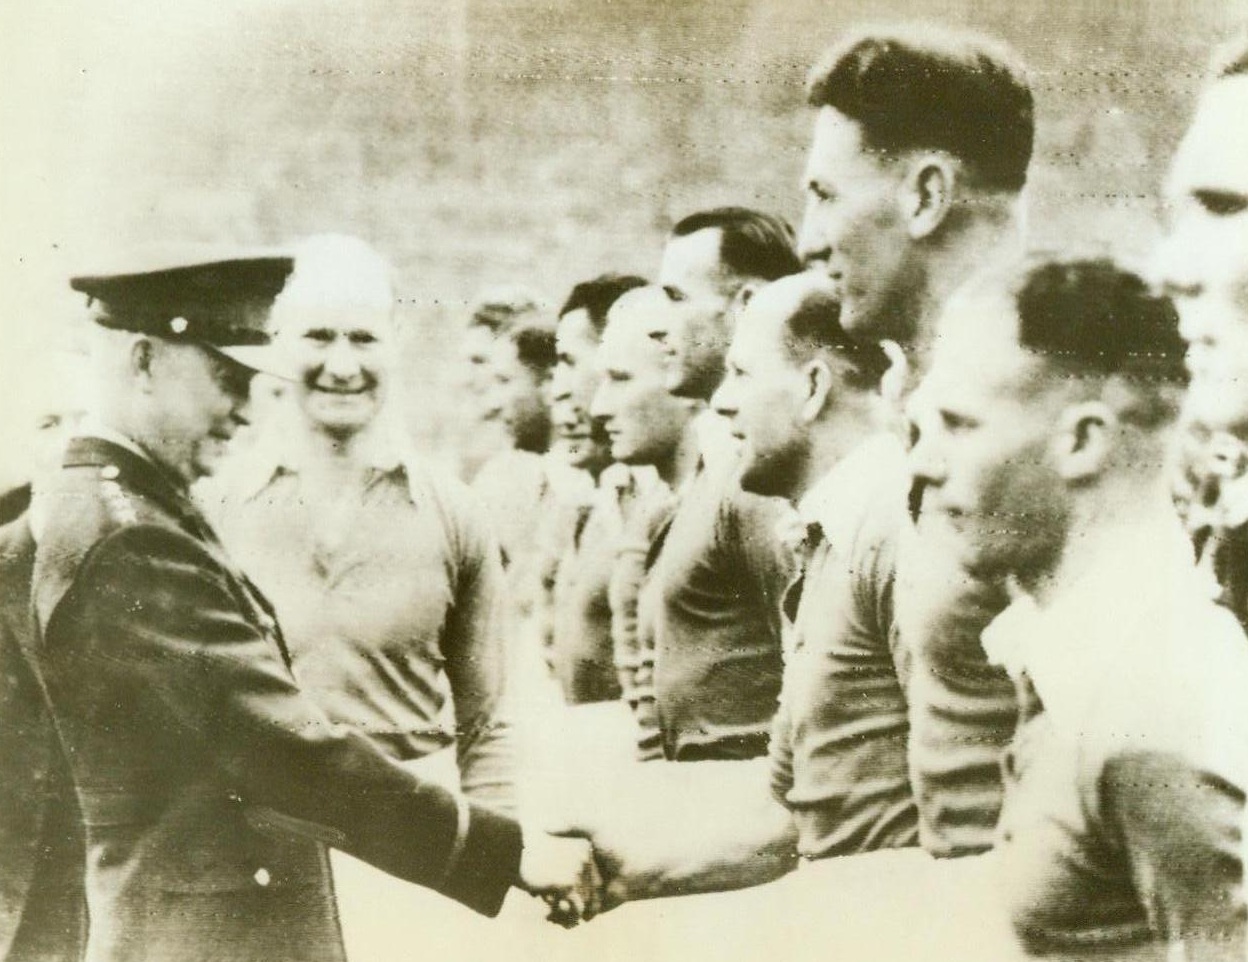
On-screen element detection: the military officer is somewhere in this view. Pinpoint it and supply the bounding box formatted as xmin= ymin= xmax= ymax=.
xmin=28 ymin=251 xmax=600 ymax=962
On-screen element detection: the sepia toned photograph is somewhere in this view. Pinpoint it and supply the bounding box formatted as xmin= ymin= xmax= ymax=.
xmin=1 ymin=0 xmax=1247 ymax=959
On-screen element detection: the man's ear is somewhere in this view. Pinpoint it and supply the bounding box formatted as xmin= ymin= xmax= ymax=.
xmin=900 ymin=154 xmax=958 ymax=241
xmin=800 ymin=358 xmax=834 ymax=424
xmin=731 ymin=281 xmax=760 ymax=314
xmin=129 ymin=336 xmax=157 ymax=393
xmin=1053 ymin=401 xmax=1115 ymax=482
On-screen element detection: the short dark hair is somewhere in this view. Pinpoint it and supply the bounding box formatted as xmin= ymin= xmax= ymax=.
xmin=781 ymin=284 xmax=891 ymax=392
xmin=671 ymin=207 xmax=802 ymax=284
xmin=1010 ymin=255 xmax=1188 ymax=427
xmin=469 ymin=285 xmax=543 ymax=333
xmin=807 ymin=25 xmax=1034 ymax=193
xmin=510 ymin=323 xmax=557 ymax=380
xmin=1210 ymin=32 xmax=1248 ymax=79
xmin=559 ymin=273 xmax=648 ymax=337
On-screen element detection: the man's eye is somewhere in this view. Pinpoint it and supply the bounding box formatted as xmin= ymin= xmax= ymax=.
xmin=807 ymin=181 xmax=833 ymax=203
xmin=663 ymin=286 xmax=685 ymax=304
xmin=907 ymin=421 xmax=920 ymax=450
xmin=1195 ymin=190 xmax=1248 ymax=217
xmin=940 ymin=410 xmax=976 ymax=432
xmin=304 ymin=329 xmax=335 ymax=344
xmin=348 ymin=331 xmax=378 ymax=346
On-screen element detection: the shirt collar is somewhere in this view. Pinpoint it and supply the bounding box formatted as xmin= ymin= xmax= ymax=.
xmin=239 ymin=412 xmax=417 ymax=499
xmin=795 ymin=433 xmax=908 ymax=546
xmin=981 ymin=506 xmax=1210 ymax=725
xmin=76 ymin=417 xmax=153 ymax=463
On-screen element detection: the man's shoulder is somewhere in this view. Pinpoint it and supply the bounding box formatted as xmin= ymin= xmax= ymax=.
xmin=33 ymin=465 xmax=199 ymax=611
xmin=1088 ymin=592 xmax=1248 ymax=783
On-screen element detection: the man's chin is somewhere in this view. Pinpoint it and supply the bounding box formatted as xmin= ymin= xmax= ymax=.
xmin=304 ymin=396 xmax=377 ymax=434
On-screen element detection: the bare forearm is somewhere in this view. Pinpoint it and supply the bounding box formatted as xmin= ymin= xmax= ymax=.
xmin=591 ymin=760 xmax=799 ymax=904
xmin=626 ymin=796 xmax=798 ymax=900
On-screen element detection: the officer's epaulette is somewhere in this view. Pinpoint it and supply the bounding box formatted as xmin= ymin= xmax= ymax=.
xmin=96 ymin=465 xmax=140 ymax=527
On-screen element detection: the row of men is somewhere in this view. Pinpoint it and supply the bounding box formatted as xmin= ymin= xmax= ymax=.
xmin=3 ymin=19 xmax=1248 ymax=962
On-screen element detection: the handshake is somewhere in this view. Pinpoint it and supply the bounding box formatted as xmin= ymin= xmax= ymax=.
xmin=516 ymin=824 xmax=634 ymax=929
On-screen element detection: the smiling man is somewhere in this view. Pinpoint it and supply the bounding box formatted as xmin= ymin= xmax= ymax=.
xmin=29 ymin=246 xmax=600 ymax=962
xmin=792 ymin=26 xmax=1036 ymax=858
xmin=216 ymin=234 xmax=518 ymax=813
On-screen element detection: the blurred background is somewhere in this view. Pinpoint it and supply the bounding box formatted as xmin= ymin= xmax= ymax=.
xmin=1 ymin=0 xmax=1244 ymax=462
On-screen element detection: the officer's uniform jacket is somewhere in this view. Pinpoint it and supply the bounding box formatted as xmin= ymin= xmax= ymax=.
xmin=0 ymin=485 xmax=86 ymax=962
xmin=30 ymin=437 xmax=522 ymax=962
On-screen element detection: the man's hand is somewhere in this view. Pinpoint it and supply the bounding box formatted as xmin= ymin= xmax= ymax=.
xmin=517 ymin=828 xmax=604 ymax=928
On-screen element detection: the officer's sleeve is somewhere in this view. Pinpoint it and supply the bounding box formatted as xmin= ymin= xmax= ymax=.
xmin=59 ymin=524 xmax=522 ymax=916
xmin=441 ymin=497 xmax=519 ymax=816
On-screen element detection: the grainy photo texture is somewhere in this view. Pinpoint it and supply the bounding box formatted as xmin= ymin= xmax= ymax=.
xmin=1 ymin=1 xmax=1247 ymax=960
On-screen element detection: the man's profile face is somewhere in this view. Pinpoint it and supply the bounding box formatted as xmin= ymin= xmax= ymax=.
xmin=551 ymin=307 xmax=611 ymax=472
xmin=657 ymin=228 xmax=738 ymax=399
xmin=285 ymin=304 xmax=393 ymax=437
xmin=590 ymin=291 xmax=692 ymax=466
xmin=149 ymin=341 xmax=256 ymax=484
xmin=1157 ymin=74 xmax=1248 ymax=434
xmin=712 ymin=286 xmax=811 ymax=500
xmin=798 ymin=107 xmax=914 ymax=343
xmin=906 ymin=286 xmax=1068 ymax=583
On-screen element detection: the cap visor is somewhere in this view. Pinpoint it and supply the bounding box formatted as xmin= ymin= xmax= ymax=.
xmin=212 ymin=343 xmax=298 ymax=382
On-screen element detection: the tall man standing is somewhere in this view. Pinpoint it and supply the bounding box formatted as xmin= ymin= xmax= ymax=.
xmin=643 ymin=207 xmax=801 ymax=762
xmin=28 ymin=250 xmax=601 ymax=962
xmin=795 ymin=26 xmax=1035 ymax=855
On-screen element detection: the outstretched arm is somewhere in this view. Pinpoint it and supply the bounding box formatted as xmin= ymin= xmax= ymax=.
xmin=556 ymin=758 xmax=799 ymax=908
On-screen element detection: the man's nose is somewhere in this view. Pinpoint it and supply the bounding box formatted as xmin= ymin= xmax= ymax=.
xmin=322 ymin=339 xmax=359 ymax=379
xmin=231 ymin=388 xmax=255 ymax=427
xmin=551 ymin=366 xmax=574 ymax=404
xmin=1149 ymin=215 xmax=1204 ymax=303
xmin=589 ymin=384 xmax=612 ymax=421
xmin=710 ymin=380 xmax=736 ymax=420
xmin=797 ymin=199 xmax=830 ymax=265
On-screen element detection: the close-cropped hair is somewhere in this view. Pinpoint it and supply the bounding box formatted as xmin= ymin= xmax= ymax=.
xmin=781 ymin=285 xmax=891 ymax=392
xmin=671 ymin=207 xmax=802 ymax=283
xmin=807 ymin=25 xmax=1034 ymax=193
xmin=510 ymin=323 xmax=558 ymax=379
xmin=470 ymin=284 xmax=544 ymax=333
xmin=1210 ymin=31 xmax=1248 ymax=79
xmin=559 ymin=273 xmax=648 ymax=337
xmin=1009 ymin=255 xmax=1188 ymax=427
